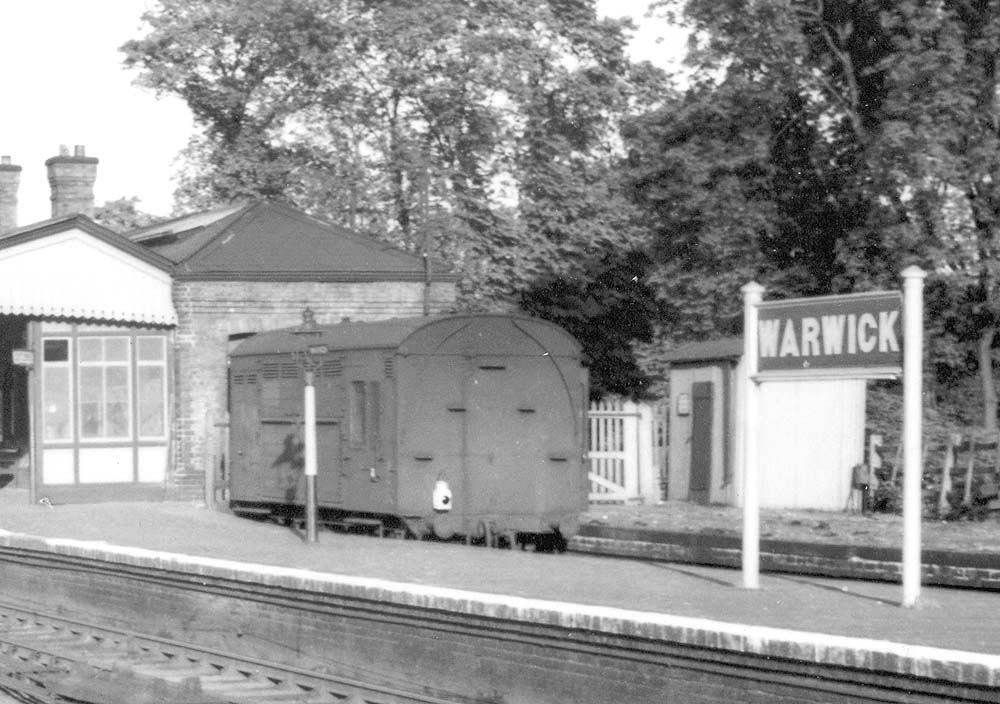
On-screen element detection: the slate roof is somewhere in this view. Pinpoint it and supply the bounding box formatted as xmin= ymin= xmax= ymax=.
xmin=127 ymin=199 xmax=453 ymax=282
xmin=661 ymin=337 xmax=744 ymax=363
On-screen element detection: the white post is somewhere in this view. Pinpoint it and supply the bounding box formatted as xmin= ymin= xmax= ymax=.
xmin=623 ymin=400 xmax=640 ymax=500
xmin=303 ymin=369 xmax=318 ymax=543
xmin=741 ymin=281 xmax=765 ymax=589
xmin=637 ymin=403 xmax=657 ymax=504
xmin=901 ymin=266 xmax=926 ymax=607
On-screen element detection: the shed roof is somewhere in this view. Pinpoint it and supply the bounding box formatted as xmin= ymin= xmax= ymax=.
xmin=231 ymin=314 xmax=581 ymax=359
xmin=662 ymin=337 xmax=743 ymax=364
xmin=128 ymin=199 xmax=454 ymax=282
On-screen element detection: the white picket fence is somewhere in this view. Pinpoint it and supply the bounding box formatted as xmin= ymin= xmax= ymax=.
xmin=588 ymin=398 xmax=667 ymax=504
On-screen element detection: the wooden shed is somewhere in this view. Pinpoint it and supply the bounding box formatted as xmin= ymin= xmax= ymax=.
xmin=664 ymin=338 xmax=867 ymax=510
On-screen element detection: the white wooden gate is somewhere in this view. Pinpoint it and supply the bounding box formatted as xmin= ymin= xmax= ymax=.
xmin=588 ymin=399 xmax=665 ymax=504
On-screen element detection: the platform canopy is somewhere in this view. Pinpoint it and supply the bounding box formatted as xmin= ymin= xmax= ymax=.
xmin=0 ymin=216 xmax=176 ymax=325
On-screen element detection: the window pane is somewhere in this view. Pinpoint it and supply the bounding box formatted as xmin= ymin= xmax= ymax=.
xmin=105 ymin=366 xmax=130 ymax=437
xmin=106 ymin=366 xmax=129 ymax=402
xmin=43 ymin=339 xmax=69 ymax=362
xmin=43 ymin=367 xmax=71 ymax=440
xmin=104 ymin=337 xmax=129 ymax=362
xmin=78 ymin=338 xmax=102 ymax=362
xmin=138 ymin=366 xmax=165 ymax=437
xmin=79 ymin=367 xmax=102 ymax=438
xmin=137 ymin=337 xmax=164 ymax=362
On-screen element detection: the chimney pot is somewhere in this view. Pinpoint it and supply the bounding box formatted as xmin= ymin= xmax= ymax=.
xmin=74 ymin=145 xmax=86 ymax=157
xmin=59 ymin=144 xmax=69 ymax=156
xmin=1 ymin=156 xmax=9 ymax=165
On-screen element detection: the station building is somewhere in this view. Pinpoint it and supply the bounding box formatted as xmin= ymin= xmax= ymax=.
xmin=0 ymin=147 xmax=457 ymax=504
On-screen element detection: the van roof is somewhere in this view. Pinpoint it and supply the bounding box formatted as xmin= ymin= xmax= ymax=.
xmin=230 ymin=314 xmax=582 ymax=358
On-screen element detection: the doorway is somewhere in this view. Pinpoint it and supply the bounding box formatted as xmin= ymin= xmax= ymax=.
xmin=0 ymin=316 xmax=30 ymax=489
xmin=689 ymin=381 xmax=713 ymax=504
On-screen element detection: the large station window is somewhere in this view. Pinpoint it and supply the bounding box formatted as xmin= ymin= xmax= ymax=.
xmin=79 ymin=337 xmax=131 ymax=440
xmin=38 ymin=324 xmax=171 ymax=489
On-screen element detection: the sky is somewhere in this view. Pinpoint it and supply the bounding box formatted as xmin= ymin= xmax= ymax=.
xmin=0 ymin=0 xmax=686 ymax=227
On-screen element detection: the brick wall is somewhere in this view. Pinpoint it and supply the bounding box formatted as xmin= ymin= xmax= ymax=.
xmin=168 ymin=279 xmax=457 ymax=500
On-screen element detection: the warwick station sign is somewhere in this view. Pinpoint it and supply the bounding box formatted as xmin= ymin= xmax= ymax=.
xmin=756 ymin=290 xmax=903 ymax=375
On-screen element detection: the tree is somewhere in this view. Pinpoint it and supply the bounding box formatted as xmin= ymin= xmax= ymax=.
xmin=520 ymin=249 xmax=659 ymax=399
xmin=92 ymin=197 xmax=158 ymax=232
xmin=121 ymin=0 xmax=352 ymax=211
xmin=624 ymin=79 xmax=781 ymax=342
xmin=875 ymin=0 xmax=1000 ymax=431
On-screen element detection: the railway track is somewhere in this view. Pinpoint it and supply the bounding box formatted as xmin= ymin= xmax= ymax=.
xmin=0 ymin=604 xmax=467 ymax=704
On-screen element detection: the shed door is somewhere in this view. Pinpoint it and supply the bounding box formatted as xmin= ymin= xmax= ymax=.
xmin=689 ymin=381 xmax=713 ymax=503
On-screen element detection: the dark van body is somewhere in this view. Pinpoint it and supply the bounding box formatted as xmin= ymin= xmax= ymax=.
xmin=228 ymin=314 xmax=588 ymax=545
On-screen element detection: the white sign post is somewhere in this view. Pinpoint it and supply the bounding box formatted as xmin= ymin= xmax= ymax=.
xmin=741 ymin=268 xmax=923 ymax=606
xmin=901 ymin=265 xmax=926 ymax=608
xmin=303 ymin=369 xmax=319 ymax=543
xmin=741 ymin=282 xmax=764 ymax=590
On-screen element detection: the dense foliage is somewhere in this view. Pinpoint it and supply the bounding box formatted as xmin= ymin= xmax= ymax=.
xmin=520 ymin=249 xmax=659 ymax=399
xmin=92 ymin=197 xmax=158 ymax=233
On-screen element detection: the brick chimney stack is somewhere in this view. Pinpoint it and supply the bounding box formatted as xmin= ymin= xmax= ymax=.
xmin=45 ymin=144 xmax=98 ymax=218
xmin=0 ymin=155 xmax=22 ymax=233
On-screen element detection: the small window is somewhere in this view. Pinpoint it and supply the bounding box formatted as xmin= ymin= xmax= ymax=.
xmin=43 ymin=339 xmax=69 ymax=362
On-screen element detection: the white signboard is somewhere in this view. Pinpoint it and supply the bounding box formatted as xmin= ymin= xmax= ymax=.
xmin=11 ymin=349 xmax=33 ymax=367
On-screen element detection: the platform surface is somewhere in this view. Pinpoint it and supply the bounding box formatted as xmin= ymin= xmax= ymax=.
xmin=0 ymin=491 xmax=998 ymax=659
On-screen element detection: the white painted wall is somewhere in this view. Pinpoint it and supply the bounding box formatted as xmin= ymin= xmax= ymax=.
xmin=754 ymin=379 xmax=866 ymax=510
xmin=670 ymin=356 xmax=866 ymax=510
